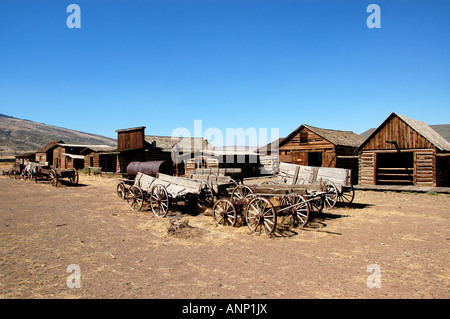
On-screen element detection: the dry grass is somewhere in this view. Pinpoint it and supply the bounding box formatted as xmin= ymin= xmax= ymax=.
xmin=0 ymin=174 xmax=449 ymax=299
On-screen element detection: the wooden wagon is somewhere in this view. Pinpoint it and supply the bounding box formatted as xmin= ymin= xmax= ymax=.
xmin=123 ymin=172 xmax=215 ymax=217
xmin=212 ymin=181 xmax=328 ymax=235
xmin=252 ymin=162 xmax=355 ymax=208
xmin=34 ymin=166 xmax=79 ymax=187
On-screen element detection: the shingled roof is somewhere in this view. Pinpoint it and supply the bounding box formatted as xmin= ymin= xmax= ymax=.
xmin=357 ymin=113 xmax=450 ymax=152
xmin=280 ymin=125 xmax=365 ymax=148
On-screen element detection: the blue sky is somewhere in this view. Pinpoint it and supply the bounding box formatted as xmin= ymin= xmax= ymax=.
xmin=0 ymin=0 xmax=449 ymax=145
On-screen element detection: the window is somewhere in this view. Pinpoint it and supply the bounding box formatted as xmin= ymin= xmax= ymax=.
xmin=300 ymin=132 xmax=308 ymax=144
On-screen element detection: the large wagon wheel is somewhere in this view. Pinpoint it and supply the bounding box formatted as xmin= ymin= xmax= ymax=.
xmin=116 ymin=182 xmax=127 ymax=199
xmin=230 ymin=184 xmax=254 ymax=205
xmin=213 ymin=198 xmax=237 ymax=227
xmin=279 ymin=193 xmax=310 ymax=227
xmin=323 ymin=180 xmax=338 ymax=209
xmin=127 ymin=186 xmax=144 ymax=211
xmin=49 ymin=169 xmax=58 ymax=187
xmin=309 ymin=195 xmax=324 ymax=214
xmin=198 ymin=182 xmax=215 ymax=209
xmin=70 ymin=169 xmax=79 ymax=185
xmin=150 ymin=184 xmax=169 ymax=218
xmin=245 ymin=196 xmax=277 ymax=234
xmin=338 ymin=185 xmax=355 ymax=205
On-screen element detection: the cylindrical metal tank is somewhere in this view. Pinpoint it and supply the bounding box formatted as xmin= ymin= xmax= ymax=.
xmin=126 ymin=160 xmax=173 ymax=177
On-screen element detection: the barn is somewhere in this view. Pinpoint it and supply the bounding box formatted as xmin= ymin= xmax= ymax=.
xmin=278 ymin=125 xmax=365 ymax=184
xmin=357 ymin=113 xmax=450 ymax=187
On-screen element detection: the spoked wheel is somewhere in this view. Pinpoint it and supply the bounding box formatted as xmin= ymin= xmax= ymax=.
xmin=309 ymin=195 xmax=324 ymax=214
xmin=150 ymin=184 xmax=169 ymax=218
xmin=198 ymin=182 xmax=215 ymax=209
xmin=279 ymin=193 xmax=310 ymax=227
xmin=70 ymin=169 xmax=79 ymax=185
xmin=231 ymin=184 xmax=254 ymax=205
xmin=213 ymin=198 xmax=237 ymax=227
xmin=49 ymin=169 xmax=58 ymax=187
xmin=323 ymin=180 xmax=338 ymax=209
xmin=127 ymin=186 xmax=144 ymax=211
xmin=245 ymin=197 xmax=277 ymax=234
xmin=338 ymin=185 xmax=355 ymax=206
xmin=116 ymin=182 xmax=127 ymax=199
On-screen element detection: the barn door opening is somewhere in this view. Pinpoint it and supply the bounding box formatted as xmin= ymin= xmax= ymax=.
xmin=308 ymin=152 xmax=322 ymax=167
xmin=376 ymin=152 xmax=414 ymax=185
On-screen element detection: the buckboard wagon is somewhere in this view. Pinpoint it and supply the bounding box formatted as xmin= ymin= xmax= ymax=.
xmin=121 ymin=172 xmax=217 ymax=217
xmin=250 ymin=162 xmax=355 ymax=207
xmin=212 ymin=181 xmax=327 ymax=235
xmin=34 ymin=166 xmax=79 ymax=187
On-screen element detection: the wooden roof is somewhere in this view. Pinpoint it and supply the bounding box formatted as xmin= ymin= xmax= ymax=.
xmin=35 ymin=140 xmax=64 ymax=153
xmin=280 ymin=125 xmax=365 ymax=148
xmin=357 ymin=113 xmax=450 ymax=152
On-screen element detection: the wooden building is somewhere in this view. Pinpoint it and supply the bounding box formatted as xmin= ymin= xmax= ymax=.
xmin=15 ymin=152 xmax=36 ymax=165
xmin=105 ymin=126 xmax=214 ymax=175
xmin=35 ymin=141 xmax=64 ymax=165
xmin=53 ymin=143 xmax=114 ymax=170
xmin=357 ymin=113 xmax=450 ymax=187
xmin=183 ymin=150 xmax=260 ymax=177
xmin=279 ymin=125 xmax=365 ymax=184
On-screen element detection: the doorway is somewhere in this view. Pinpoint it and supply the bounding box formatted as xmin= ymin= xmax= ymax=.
xmin=376 ymin=152 xmax=414 ymax=185
xmin=308 ymin=152 xmax=322 ymax=167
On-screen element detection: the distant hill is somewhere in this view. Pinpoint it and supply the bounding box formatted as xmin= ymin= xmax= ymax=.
xmin=0 ymin=113 xmax=117 ymax=158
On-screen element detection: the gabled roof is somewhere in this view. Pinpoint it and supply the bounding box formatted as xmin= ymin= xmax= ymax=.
xmin=280 ymin=125 xmax=365 ymax=148
xmin=35 ymin=141 xmax=64 ymax=153
xmin=357 ymin=113 xmax=450 ymax=152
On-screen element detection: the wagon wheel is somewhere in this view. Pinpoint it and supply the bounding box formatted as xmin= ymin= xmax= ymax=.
xmin=198 ymin=182 xmax=214 ymax=209
xmin=279 ymin=193 xmax=310 ymax=227
xmin=150 ymin=184 xmax=169 ymax=218
xmin=309 ymin=195 xmax=324 ymax=214
xmin=127 ymin=186 xmax=144 ymax=211
xmin=116 ymin=182 xmax=127 ymax=199
xmin=27 ymin=170 xmax=34 ymax=181
xmin=338 ymin=185 xmax=355 ymax=205
xmin=230 ymin=184 xmax=254 ymax=206
xmin=70 ymin=169 xmax=79 ymax=185
xmin=245 ymin=196 xmax=277 ymax=234
xmin=323 ymin=180 xmax=338 ymax=209
xmin=49 ymin=169 xmax=58 ymax=187
xmin=213 ymin=198 xmax=237 ymax=227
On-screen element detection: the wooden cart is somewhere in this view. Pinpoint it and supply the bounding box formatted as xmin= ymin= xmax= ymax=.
xmin=124 ymin=172 xmax=215 ymax=217
xmin=35 ymin=166 xmax=79 ymax=187
xmin=212 ymin=182 xmax=327 ymax=235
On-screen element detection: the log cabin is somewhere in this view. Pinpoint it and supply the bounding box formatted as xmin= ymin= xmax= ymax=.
xmin=279 ymin=125 xmax=365 ymax=184
xmin=357 ymin=113 xmax=450 ymax=187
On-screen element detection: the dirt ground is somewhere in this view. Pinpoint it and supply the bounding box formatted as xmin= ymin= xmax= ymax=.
xmin=0 ymin=173 xmax=448 ymax=299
